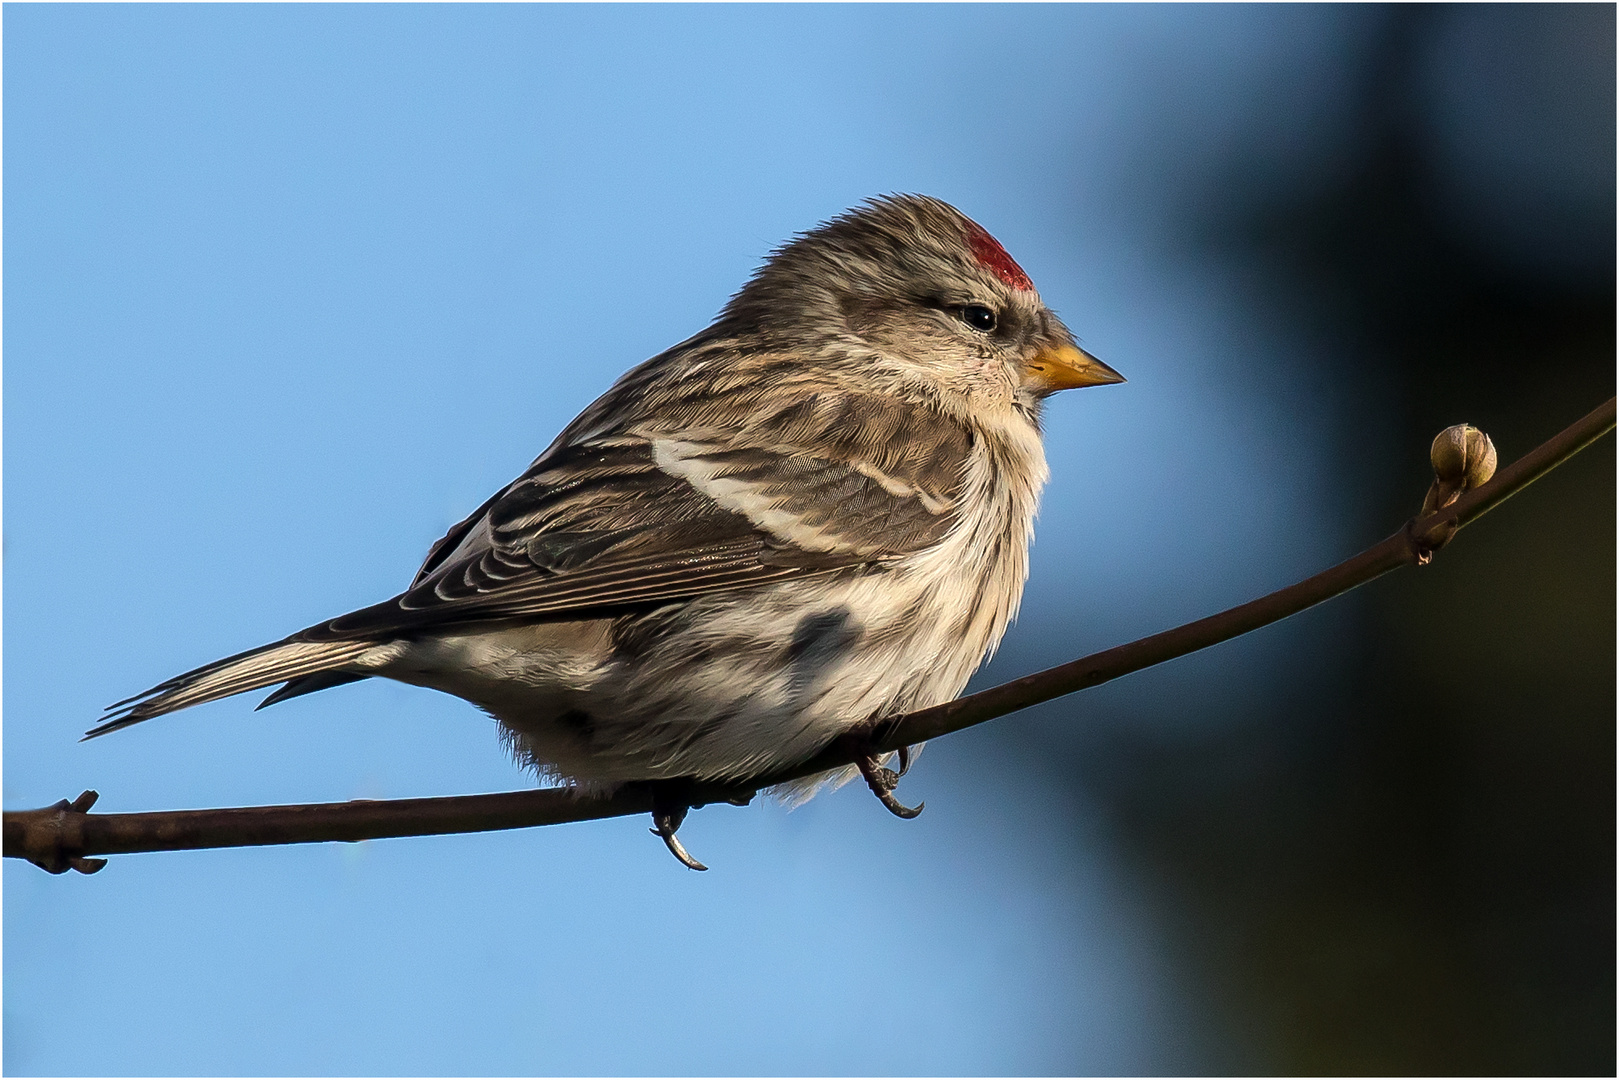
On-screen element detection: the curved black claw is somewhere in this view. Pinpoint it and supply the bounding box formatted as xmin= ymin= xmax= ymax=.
xmin=856 ymin=754 xmax=923 ymax=820
xmin=649 ymin=796 xmax=708 ymax=871
xmin=895 ymin=744 xmax=914 ymax=778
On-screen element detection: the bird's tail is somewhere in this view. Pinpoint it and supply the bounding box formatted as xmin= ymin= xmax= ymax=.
xmin=87 ymin=637 xmax=376 ymax=740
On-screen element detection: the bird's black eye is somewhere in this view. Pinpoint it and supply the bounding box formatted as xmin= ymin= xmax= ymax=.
xmin=960 ymin=305 xmax=997 ymax=332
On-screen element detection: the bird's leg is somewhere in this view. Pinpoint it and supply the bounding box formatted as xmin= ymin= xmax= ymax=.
xmin=840 ymin=733 xmax=923 ymax=819
xmin=648 ymin=784 xmax=708 ymax=871
xmin=857 ymin=755 xmax=923 ymax=819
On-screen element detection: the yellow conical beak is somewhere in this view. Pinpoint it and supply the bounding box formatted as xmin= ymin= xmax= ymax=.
xmin=1022 ymin=342 xmax=1125 ymax=392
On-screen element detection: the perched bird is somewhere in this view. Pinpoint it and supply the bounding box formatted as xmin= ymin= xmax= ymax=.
xmin=92 ymin=195 xmax=1122 ymax=868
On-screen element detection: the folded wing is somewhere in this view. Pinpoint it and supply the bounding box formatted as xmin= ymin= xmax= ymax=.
xmin=306 ymin=390 xmax=970 ymax=637
xmin=91 ymin=388 xmax=972 ymax=735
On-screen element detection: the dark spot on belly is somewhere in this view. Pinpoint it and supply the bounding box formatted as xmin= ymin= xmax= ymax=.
xmin=788 ymin=610 xmax=858 ymax=662
xmin=786 ymin=609 xmax=859 ymax=700
xmin=555 ymin=708 xmax=595 ymax=741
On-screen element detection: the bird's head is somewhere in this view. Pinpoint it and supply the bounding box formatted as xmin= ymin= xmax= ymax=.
xmin=721 ymin=194 xmax=1123 ymax=418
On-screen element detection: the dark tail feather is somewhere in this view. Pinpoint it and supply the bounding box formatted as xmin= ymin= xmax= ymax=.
xmin=256 ymin=671 xmax=371 ymax=710
xmin=88 ymin=638 xmax=374 ymax=740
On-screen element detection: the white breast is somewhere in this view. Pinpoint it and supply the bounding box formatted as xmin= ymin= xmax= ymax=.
xmin=571 ymin=414 xmax=1048 ymax=784
xmin=404 ymin=412 xmax=1050 ymax=790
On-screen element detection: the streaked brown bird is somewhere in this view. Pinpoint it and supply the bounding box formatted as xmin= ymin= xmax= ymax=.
xmin=92 ymin=195 xmax=1123 ymax=867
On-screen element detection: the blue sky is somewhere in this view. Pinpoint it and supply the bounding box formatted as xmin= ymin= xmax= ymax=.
xmin=5 ymin=6 xmax=1374 ymax=1073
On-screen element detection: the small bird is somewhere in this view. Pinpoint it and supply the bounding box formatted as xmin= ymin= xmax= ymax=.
xmin=91 ymin=195 xmax=1123 ymax=868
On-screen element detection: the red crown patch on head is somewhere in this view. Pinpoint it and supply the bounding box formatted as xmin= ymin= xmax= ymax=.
xmin=965 ymin=221 xmax=1034 ymax=292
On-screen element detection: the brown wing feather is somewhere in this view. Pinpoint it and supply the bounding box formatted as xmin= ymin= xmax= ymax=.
xmin=305 ymin=368 xmax=972 ymax=643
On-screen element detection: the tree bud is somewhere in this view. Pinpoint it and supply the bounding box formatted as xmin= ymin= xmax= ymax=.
xmin=1416 ymin=423 xmax=1498 ymax=558
xmin=1429 ymin=424 xmax=1498 ymax=492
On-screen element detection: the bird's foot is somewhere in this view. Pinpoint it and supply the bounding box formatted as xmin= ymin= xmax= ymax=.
xmin=648 ymin=785 xmax=708 ymax=871
xmin=852 ymin=745 xmax=923 ymax=820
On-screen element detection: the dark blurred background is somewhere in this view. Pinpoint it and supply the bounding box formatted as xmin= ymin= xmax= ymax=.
xmin=989 ymin=5 xmax=1614 ymax=1073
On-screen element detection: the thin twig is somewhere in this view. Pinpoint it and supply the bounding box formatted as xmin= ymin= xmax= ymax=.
xmin=6 ymin=397 xmax=1612 ymax=872
xmin=849 ymin=394 xmax=1617 ymax=753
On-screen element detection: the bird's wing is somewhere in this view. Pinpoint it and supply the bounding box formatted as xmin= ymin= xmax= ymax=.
xmin=300 ymin=391 xmax=972 ymax=641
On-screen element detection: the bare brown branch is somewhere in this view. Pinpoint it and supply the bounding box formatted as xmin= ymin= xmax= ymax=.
xmin=7 ymin=396 xmax=1612 ymax=873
